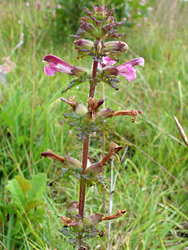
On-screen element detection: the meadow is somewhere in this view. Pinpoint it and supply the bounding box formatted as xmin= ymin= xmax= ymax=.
xmin=0 ymin=0 xmax=188 ymax=249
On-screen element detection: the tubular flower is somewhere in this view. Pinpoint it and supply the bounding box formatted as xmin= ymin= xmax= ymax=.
xmin=102 ymin=57 xmax=144 ymax=82
xmin=43 ymin=54 xmax=88 ymax=76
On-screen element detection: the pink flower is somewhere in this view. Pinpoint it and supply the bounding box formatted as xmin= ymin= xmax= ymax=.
xmin=103 ymin=57 xmax=144 ymax=82
xmin=98 ymin=56 xmax=117 ymax=70
xmin=43 ymin=55 xmax=88 ymax=77
xmin=35 ymin=1 xmax=40 ymax=10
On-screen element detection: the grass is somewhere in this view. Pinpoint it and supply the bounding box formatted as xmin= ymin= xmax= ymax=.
xmin=0 ymin=0 xmax=188 ymax=249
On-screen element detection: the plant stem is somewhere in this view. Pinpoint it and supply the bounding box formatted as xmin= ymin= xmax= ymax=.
xmin=79 ymin=136 xmax=89 ymax=218
xmin=89 ymin=60 xmax=98 ymax=98
xmin=79 ymin=59 xmax=98 ymax=219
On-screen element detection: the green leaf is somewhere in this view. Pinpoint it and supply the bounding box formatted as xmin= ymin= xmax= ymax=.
xmin=1 ymin=112 xmax=14 ymax=127
xmin=27 ymin=173 xmax=46 ymax=201
xmin=15 ymin=175 xmax=32 ymax=197
xmin=33 ymin=207 xmax=46 ymax=223
xmin=6 ymin=179 xmax=26 ymax=210
xmin=25 ymin=200 xmax=45 ymax=211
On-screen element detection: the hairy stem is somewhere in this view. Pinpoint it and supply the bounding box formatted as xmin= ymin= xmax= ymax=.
xmin=79 ymin=59 xmax=98 ymax=219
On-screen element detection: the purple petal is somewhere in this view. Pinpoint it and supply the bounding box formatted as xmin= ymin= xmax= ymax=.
xmin=44 ymin=65 xmax=55 ymax=76
xmin=117 ymin=64 xmax=136 ymax=82
xmin=103 ymin=56 xmax=117 ymax=66
xmin=117 ymin=57 xmax=144 ymax=69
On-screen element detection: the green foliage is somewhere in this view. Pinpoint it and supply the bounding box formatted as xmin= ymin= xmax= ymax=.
xmin=59 ymin=224 xmax=103 ymax=249
xmin=6 ymin=173 xmax=46 ymax=212
xmin=2 ymin=173 xmax=47 ymax=244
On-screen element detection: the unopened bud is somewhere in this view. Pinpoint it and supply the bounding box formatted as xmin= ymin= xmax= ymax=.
xmin=75 ymin=103 xmax=88 ymax=115
xmin=104 ymin=41 xmax=128 ymax=53
xmin=96 ymin=108 xmax=114 ymax=119
xmin=74 ymin=39 xmax=94 ymax=50
xmin=95 ymin=40 xmax=103 ymax=53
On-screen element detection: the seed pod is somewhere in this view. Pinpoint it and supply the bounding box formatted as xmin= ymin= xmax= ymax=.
xmin=65 ymin=157 xmax=82 ymax=169
xmin=83 ymin=213 xmax=103 ymax=228
xmin=95 ymin=108 xmax=114 ymax=119
xmin=85 ymin=162 xmax=104 ymax=175
xmin=75 ymin=103 xmax=88 ymax=115
xmin=67 ymin=201 xmax=79 ymax=218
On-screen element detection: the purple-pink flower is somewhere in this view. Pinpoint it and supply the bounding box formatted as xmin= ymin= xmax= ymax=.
xmin=43 ymin=55 xmax=88 ymax=77
xmin=102 ymin=57 xmax=144 ymax=82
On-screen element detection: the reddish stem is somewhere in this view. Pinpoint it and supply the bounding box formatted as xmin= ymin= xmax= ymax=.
xmin=79 ymin=59 xmax=98 ymax=219
xmin=89 ymin=60 xmax=98 ymax=98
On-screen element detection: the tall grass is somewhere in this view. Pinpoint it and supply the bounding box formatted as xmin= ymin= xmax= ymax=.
xmin=0 ymin=0 xmax=188 ymax=249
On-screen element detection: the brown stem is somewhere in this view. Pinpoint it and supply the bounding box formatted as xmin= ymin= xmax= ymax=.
xmin=79 ymin=58 xmax=99 ymax=219
xmin=89 ymin=60 xmax=98 ymax=98
xmin=102 ymin=82 xmax=110 ymax=250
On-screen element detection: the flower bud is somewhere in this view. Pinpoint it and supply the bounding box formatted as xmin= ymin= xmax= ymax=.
xmin=95 ymin=40 xmax=103 ymax=53
xmin=75 ymin=103 xmax=88 ymax=115
xmin=104 ymin=41 xmax=128 ymax=53
xmin=96 ymin=108 xmax=114 ymax=119
xmin=74 ymin=39 xmax=94 ymax=50
xmin=71 ymin=67 xmax=88 ymax=77
xmin=83 ymin=213 xmax=103 ymax=228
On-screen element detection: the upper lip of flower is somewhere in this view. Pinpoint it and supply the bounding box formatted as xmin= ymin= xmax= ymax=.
xmin=43 ymin=54 xmax=74 ymax=75
xmin=116 ymin=57 xmax=144 ymax=69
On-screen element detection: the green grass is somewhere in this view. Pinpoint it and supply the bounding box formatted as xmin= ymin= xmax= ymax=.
xmin=0 ymin=0 xmax=188 ymax=249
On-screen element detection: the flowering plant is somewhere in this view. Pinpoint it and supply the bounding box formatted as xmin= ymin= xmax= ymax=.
xmin=42 ymin=5 xmax=144 ymax=249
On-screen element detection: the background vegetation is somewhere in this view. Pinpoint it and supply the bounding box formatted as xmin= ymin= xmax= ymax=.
xmin=0 ymin=0 xmax=188 ymax=249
